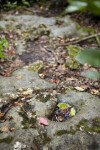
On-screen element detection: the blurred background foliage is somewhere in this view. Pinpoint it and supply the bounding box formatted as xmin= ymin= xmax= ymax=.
xmin=0 ymin=0 xmax=100 ymax=16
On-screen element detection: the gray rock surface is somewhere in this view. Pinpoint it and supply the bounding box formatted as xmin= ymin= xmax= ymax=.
xmin=0 ymin=12 xmax=99 ymax=150
xmin=0 ymin=68 xmax=56 ymax=108
xmin=0 ymin=15 xmax=88 ymax=38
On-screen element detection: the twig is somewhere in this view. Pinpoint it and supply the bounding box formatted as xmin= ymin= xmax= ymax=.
xmin=54 ymin=33 xmax=100 ymax=48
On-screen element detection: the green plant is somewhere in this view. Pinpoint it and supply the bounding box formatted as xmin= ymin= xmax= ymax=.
xmin=76 ymin=48 xmax=100 ymax=80
xmin=66 ymin=0 xmax=100 ymax=16
xmin=5 ymin=1 xmax=17 ymax=9
xmin=0 ymin=36 xmax=8 ymax=58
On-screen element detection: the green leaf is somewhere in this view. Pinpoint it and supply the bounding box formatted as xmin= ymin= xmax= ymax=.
xmin=70 ymin=108 xmax=76 ymax=117
xmin=0 ymin=52 xmax=4 ymax=58
xmin=0 ymin=45 xmax=3 ymax=51
xmin=66 ymin=1 xmax=87 ymax=13
xmin=57 ymin=103 xmax=67 ymax=110
xmin=76 ymin=48 xmax=100 ymax=67
xmin=84 ymin=70 xmax=100 ymax=80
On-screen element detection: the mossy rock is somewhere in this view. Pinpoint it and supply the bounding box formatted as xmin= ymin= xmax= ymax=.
xmin=66 ymin=46 xmax=83 ymax=70
xmin=25 ymin=24 xmax=51 ymax=41
xmin=19 ymin=103 xmax=37 ymax=129
xmin=28 ymin=61 xmax=44 ymax=73
xmin=36 ymin=93 xmax=51 ymax=102
xmin=57 ymin=130 xmax=76 ymax=136
xmin=0 ymin=137 xmax=13 ymax=144
xmin=77 ymin=117 xmax=100 ymax=133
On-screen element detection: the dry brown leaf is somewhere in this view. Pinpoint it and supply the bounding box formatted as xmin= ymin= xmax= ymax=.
xmin=0 ymin=113 xmax=5 ymax=117
xmin=16 ymin=76 xmax=22 ymax=79
xmin=31 ymin=144 xmax=38 ymax=150
xmin=1 ymin=124 xmax=8 ymax=132
xmin=58 ymin=64 xmax=66 ymax=71
xmin=90 ymin=89 xmax=99 ymax=95
xmin=74 ymin=87 xmax=85 ymax=92
xmin=13 ymin=102 xmax=23 ymax=106
xmin=21 ymin=89 xmax=33 ymax=95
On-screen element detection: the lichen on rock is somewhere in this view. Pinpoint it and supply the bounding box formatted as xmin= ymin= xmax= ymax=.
xmin=66 ymin=45 xmax=83 ymax=69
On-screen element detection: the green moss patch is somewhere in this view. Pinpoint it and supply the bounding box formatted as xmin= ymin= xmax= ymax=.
xmin=28 ymin=61 xmax=44 ymax=74
xmin=0 ymin=137 xmax=13 ymax=144
xmin=36 ymin=93 xmax=51 ymax=102
xmin=77 ymin=117 xmax=100 ymax=133
xmin=19 ymin=103 xmax=37 ymax=129
xmin=66 ymin=46 xmax=83 ymax=70
xmin=57 ymin=130 xmax=75 ymax=136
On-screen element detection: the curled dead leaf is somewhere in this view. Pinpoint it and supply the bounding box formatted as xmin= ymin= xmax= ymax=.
xmin=1 ymin=124 xmax=8 ymax=132
xmin=13 ymin=102 xmax=23 ymax=106
xmin=74 ymin=87 xmax=85 ymax=92
xmin=16 ymin=76 xmax=22 ymax=79
xmin=0 ymin=113 xmax=4 ymax=117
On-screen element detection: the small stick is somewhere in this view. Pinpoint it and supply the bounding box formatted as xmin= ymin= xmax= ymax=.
xmin=55 ymin=33 xmax=100 ymax=48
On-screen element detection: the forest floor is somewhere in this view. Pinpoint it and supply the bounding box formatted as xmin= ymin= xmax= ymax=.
xmin=0 ymin=5 xmax=100 ymax=150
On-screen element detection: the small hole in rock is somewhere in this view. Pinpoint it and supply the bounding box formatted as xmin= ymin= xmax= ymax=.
xmin=49 ymin=103 xmax=76 ymax=122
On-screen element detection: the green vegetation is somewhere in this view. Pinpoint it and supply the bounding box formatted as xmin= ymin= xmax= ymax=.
xmin=77 ymin=117 xmax=100 ymax=133
xmin=57 ymin=130 xmax=76 ymax=136
xmin=36 ymin=93 xmax=51 ymax=102
xmin=0 ymin=36 xmax=8 ymax=58
xmin=66 ymin=0 xmax=100 ymax=16
xmin=57 ymin=117 xmax=100 ymax=137
xmin=76 ymin=48 xmax=100 ymax=80
xmin=19 ymin=103 xmax=37 ymax=129
xmin=66 ymin=46 xmax=82 ymax=70
xmin=0 ymin=137 xmax=13 ymax=143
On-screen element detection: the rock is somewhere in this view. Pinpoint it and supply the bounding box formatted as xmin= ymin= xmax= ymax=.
xmin=27 ymin=60 xmax=44 ymax=74
xmin=0 ymin=15 xmax=88 ymax=38
xmin=47 ymin=131 xmax=100 ymax=150
xmin=15 ymin=40 xmax=26 ymax=55
xmin=0 ymin=128 xmax=38 ymax=150
xmin=27 ymin=95 xmax=57 ymax=117
xmin=0 ymin=69 xmax=56 ymax=108
xmin=45 ymin=91 xmax=100 ymax=149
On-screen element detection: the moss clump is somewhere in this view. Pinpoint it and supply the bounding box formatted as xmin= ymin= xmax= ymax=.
xmin=77 ymin=117 xmax=100 ymax=133
xmin=77 ymin=120 xmax=88 ymax=129
xmin=64 ymin=86 xmax=74 ymax=94
xmin=21 ymin=112 xmax=37 ymax=129
xmin=19 ymin=103 xmax=37 ymax=129
xmin=33 ymin=133 xmax=51 ymax=147
xmin=42 ymin=133 xmax=51 ymax=145
xmin=36 ymin=93 xmax=51 ymax=102
xmin=66 ymin=46 xmax=83 ymax=70
xmin=92 ymin=117 xmax=100 ymax=133
xmin=25 ymin=24 xmax=50 ymax=41
xmin=0 ymin=137 xmax=13 ymax=144
xmin=57 ymin=130 xmax=75 ymax=136
xmin=28 ymin=61 xmax=44 ymax=74
xmin=55 ymin=19 xmax=64 ymax=25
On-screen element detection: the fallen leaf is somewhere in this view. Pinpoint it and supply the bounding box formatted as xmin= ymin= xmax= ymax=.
xmin=39 ymin=117 xmax=48 ymax=126
xmin=31 ymin=144 xmax=38 ymax=150
xmin=13 ymin=102 xmax=23 ymax=106
xmin=90 ymin=89 xmax=99 ymax=95
xmin=70 ymin=108 xmax=76 ymax=117
xmin=16 ymin=76 xmax=22 ymax=79
xmin=10 ymin=128 xmax=15 ymax=132
xmin=22 ymin=89 xmax=33 ymax=95
xmin=1 ymin=124 xmax=8 ymax=132
xmin=74 ymin=87 xmax=85 ymax=92
xmin=0 ymin=113 xmax=4 ymax=117
xmin=8 ymin=50 xmax=12 ymax=54
xmin=58 ymin=64 xmax=66 ymax=71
